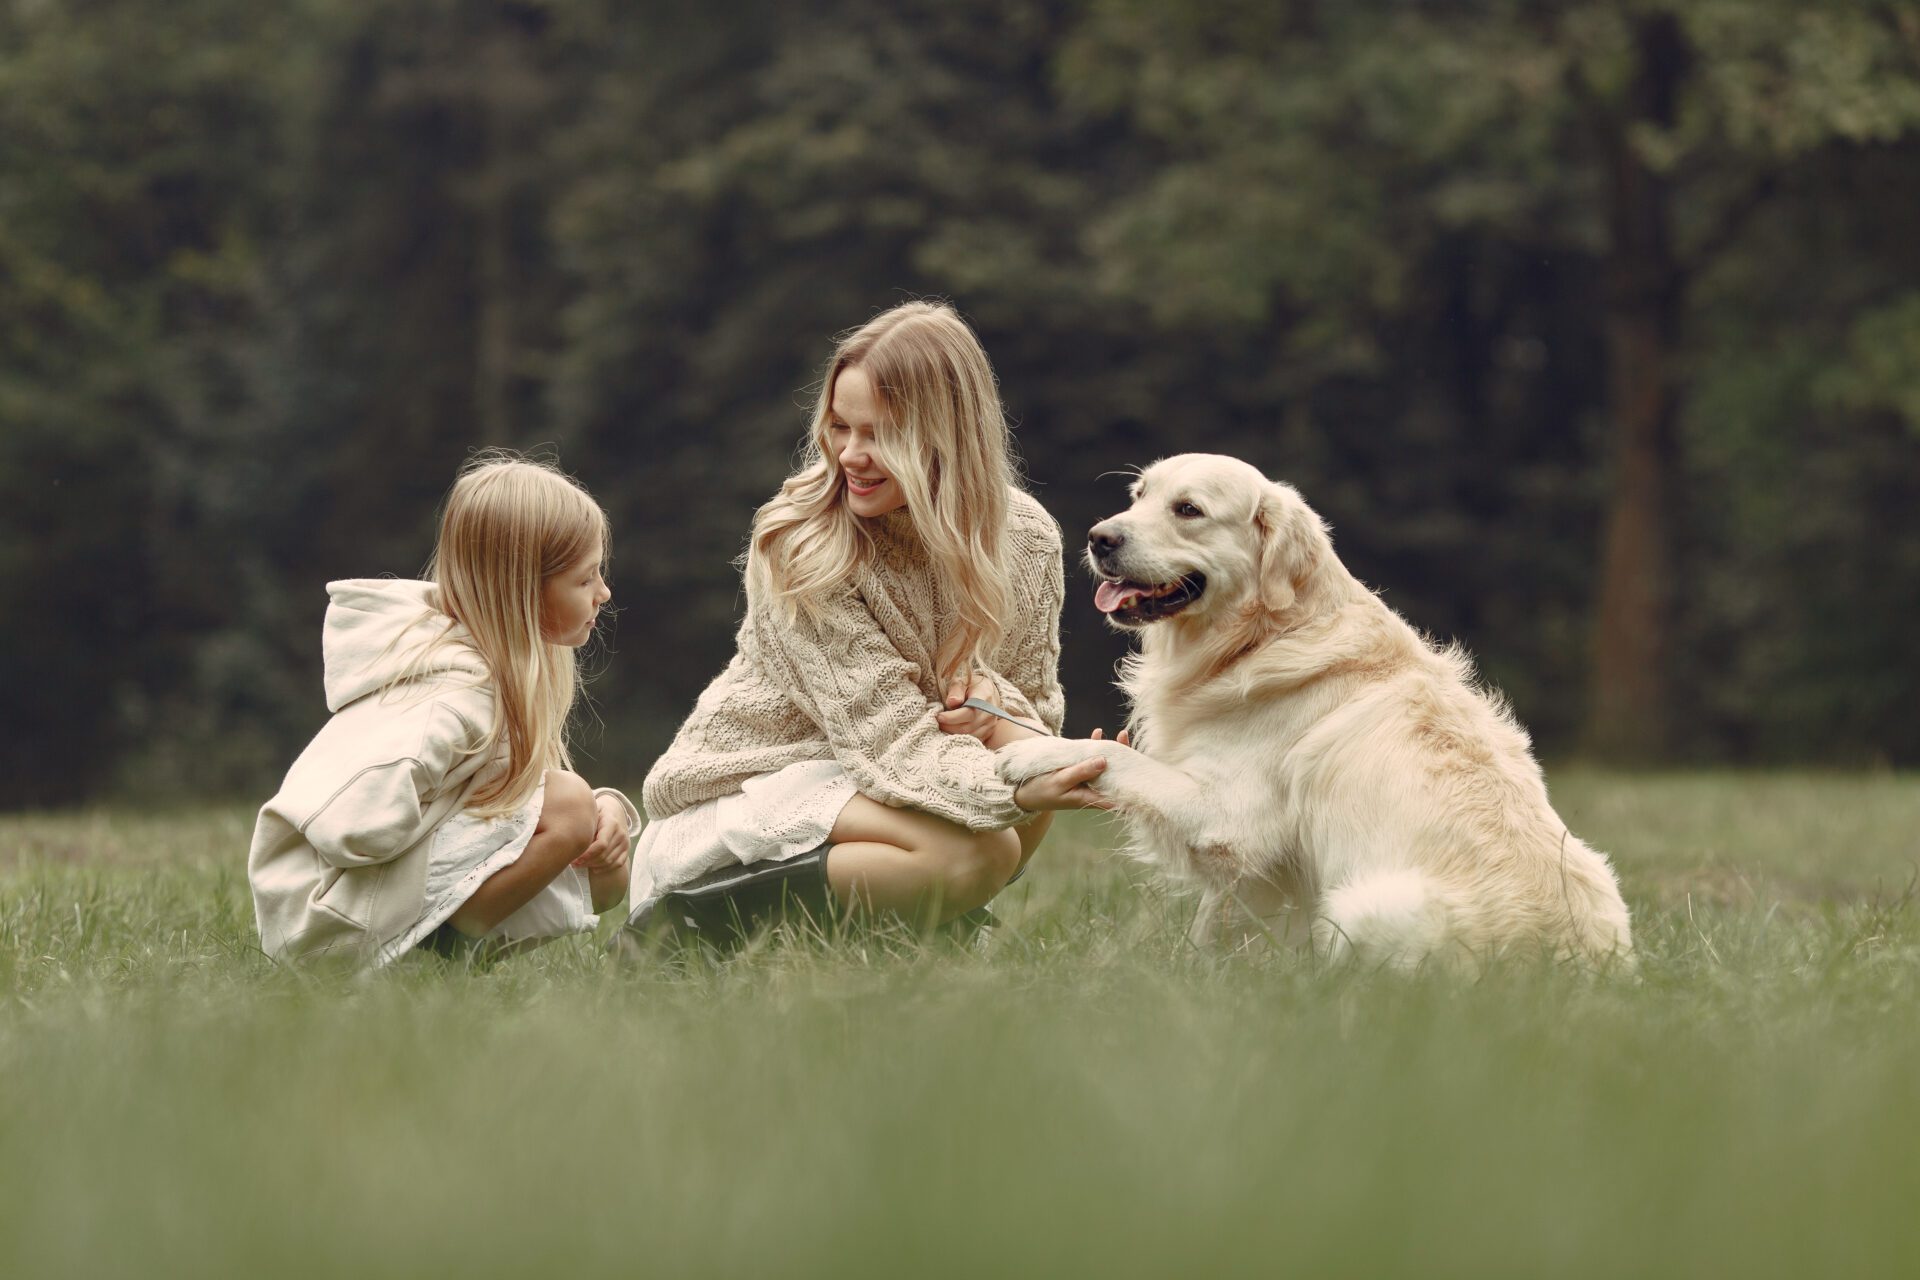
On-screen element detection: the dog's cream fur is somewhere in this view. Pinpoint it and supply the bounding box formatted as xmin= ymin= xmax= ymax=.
xmin=998 ymin=454 xmax=1632 ymax=970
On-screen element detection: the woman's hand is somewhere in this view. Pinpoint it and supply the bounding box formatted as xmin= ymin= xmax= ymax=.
xmin=935 ymin=675 xmax=1043 ymax=746
xmin=1009 ymin=729 xmax=1130 ymax=812
xmin=1012 ymin=756 xmax=1111 ymax=812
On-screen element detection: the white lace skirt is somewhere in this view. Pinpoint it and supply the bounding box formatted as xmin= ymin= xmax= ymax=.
xmin=378 ymin=780 xmax=599 ymax=966
xmin=628 ymin=759 xmax=856 ymax=910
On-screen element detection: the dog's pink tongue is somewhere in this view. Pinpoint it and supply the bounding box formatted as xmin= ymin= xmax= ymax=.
xmin=1094 ymin=581 xmax=1138 ymax=614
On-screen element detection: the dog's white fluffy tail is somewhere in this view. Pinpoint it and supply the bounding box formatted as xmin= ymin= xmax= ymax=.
xmin=1315 ymin=869 xmax=1454 ymax=971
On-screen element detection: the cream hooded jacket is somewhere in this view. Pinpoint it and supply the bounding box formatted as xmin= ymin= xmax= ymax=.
xmin=247 ymin=579 xmax=635 ymax=966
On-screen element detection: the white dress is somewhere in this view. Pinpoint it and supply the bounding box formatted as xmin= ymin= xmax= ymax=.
xmin=378 ymin=780 xmax=599 ymax=966
xmin=627 ymin=759 xmax=856 ymax=912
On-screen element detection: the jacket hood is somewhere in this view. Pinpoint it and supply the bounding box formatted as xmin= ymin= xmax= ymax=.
xmin=322 ymin=579 xmax=488 ymax=711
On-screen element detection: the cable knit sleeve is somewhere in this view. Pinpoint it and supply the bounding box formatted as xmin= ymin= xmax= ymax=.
xmin=975 ymin=498 xmax=1067 ymax=734
xmin=743 ymin=588 xmax=1028 ymax=832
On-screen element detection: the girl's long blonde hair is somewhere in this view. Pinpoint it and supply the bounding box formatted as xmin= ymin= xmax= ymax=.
xmin=421 ymin=452 xmax=610 ymax=816
xmin=748 ymin=301 xmax=1016 ymax=681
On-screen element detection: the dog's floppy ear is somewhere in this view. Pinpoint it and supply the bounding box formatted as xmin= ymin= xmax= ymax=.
xmin=1255 ymin=482 xmax=1317 ymax=614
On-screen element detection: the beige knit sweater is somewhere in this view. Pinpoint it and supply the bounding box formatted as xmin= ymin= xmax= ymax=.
xmin=642 ymin=488 xmax=1066 ymax=832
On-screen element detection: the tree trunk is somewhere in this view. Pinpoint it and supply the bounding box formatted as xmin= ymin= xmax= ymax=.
xmin=1586 ymin=14 xmax=1687 ymax=762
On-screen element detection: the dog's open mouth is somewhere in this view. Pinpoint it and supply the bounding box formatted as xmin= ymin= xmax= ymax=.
xmin=1093 ymin=573 xmax=1206 ymax=624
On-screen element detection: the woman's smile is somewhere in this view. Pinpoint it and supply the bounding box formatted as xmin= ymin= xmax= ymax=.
xmin=829 ymin=365 xmax=907 ymax=516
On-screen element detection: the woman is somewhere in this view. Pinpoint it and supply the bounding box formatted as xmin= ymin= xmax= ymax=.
xmin=620 ymin=301 xmax=1104 ymax=948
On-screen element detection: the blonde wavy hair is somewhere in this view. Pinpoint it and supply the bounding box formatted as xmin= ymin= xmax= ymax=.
xmin=416 ymin=452 xmax=610 ymax=816
xmin=747 ymin=301 xmax=1017 ymax=681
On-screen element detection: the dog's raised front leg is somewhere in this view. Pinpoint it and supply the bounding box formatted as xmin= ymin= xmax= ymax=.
xmin=995 ymin=737 xmax=1227 ymax=864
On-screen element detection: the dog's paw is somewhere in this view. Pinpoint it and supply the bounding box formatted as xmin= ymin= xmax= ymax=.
xmin=994 ymin=735 xmax=1105 ymax=784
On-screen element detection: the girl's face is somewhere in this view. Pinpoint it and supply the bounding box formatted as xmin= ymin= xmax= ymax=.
xmin=828 ymin=365 xmax=907 ymax=519
xmin=541 ymin=545 xmax=610 ymax=647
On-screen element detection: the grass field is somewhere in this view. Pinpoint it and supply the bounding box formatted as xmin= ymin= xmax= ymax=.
xmin=4 ymin=769 xmax=1920 ymax=1278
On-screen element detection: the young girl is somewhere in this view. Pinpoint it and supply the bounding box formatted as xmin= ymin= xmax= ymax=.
xmin=248 ymin=453 xmax=639 ymax=967
xmin=621 ymin=301 xmax=1107 ymax=948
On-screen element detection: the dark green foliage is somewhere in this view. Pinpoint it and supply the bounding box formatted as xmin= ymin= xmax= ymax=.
xmin=3 ymin=0 xmax=1918 ymax=804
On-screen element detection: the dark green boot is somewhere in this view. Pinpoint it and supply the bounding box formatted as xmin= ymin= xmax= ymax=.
xmin=613 ymin=845 xmax=836 ymax=957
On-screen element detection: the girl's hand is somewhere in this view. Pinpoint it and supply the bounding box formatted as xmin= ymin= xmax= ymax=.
xmin=575 ymin=793 xmax=632 ymax=873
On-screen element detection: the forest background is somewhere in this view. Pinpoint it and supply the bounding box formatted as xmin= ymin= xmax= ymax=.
xmin=5 ymin=0 xmax=1919 ymax=809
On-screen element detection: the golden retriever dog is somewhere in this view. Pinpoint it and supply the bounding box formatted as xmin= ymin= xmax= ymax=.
xmin=997 ymin=454 xmax=1632 ymax=970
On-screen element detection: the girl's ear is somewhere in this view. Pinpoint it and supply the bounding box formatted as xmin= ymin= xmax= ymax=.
xmin=1255 ymin=483 xmax=1315 ymax=614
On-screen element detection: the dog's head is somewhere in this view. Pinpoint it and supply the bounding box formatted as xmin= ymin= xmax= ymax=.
xmin=1086 ymin=454 xmax=1330 ymax=630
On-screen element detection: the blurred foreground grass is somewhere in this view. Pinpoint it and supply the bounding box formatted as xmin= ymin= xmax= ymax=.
xmin=3 ymin=770 xmax=1919 ymax=1278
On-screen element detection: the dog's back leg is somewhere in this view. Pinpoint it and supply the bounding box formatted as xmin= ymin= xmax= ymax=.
xmin=1313 ymin=869 xmax=1456 ymax=971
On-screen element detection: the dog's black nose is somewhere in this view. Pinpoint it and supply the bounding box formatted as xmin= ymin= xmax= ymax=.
xmin=1089 ymin=526 xmax=1124 ymax=559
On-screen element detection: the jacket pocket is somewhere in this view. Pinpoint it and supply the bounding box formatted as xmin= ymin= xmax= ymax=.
xmin=295 ymin=860 xmax=394 ymax=965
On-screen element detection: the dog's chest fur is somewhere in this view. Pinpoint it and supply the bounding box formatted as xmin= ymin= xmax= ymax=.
xmin=1125 ymin=675 xmax=1320 ymax=886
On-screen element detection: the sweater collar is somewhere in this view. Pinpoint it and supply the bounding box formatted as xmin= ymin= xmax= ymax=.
xmin=862 ymin=507 xmax=923 ymax=562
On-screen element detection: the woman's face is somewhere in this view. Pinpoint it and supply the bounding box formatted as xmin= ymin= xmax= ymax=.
xmin=828 ymin=364 xmax=907 ymax=518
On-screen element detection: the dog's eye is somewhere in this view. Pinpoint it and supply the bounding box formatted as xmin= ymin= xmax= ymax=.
xmin=1174 ymin=501 xmax=1205 ymax=519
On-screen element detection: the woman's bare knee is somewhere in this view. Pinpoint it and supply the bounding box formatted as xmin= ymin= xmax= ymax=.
xmin=825 ymin=795 xmax=1022 ymax=918
xmin=936 ymin=829 xmax=1020 ymax=910
xmin=977 ymin=827 xmax=1022 ymax=891
xmin=1014 ymin=811 xmax=1052 ymax=868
